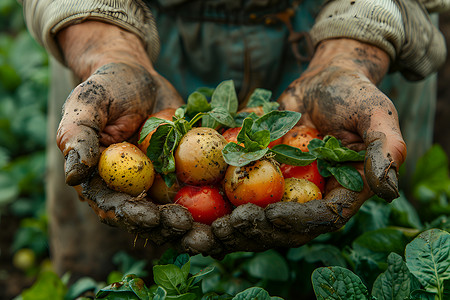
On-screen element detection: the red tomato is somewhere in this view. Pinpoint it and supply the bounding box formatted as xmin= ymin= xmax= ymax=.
xmin=281 ymin=125 xmax=323 ymax=152
xmin=223 ymin=158 xmax=285 ymax=208
xmin=222 ymin=127 xmax=282 ymax=148
xmin=174 ymin=185 xmax=232 ymax=225
xmin=280 ymin=161 xmax=326 ymax=194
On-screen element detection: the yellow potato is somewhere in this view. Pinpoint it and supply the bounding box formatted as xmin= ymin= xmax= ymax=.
xmin=148 ymin=174 xmax=182 ymax=204
xmin=98 ymin=142 xmax=155 ymax=196
xmin=175 ymin=127 xmax=228 ymax=185
xmin=282 ymin=178 xmax=322 ymax=203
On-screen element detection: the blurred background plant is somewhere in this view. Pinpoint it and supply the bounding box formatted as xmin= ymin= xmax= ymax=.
xmin=1 ymin=1 xmax=449 ymax=299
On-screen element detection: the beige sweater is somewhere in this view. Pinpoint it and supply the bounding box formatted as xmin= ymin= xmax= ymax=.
xmin=19 ymin=0 xmax=450 ymax=80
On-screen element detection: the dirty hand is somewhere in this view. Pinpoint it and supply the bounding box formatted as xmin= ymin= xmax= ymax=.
xmin=211 ymin=38 xmax=407 ymax=253
xmin=55 ymin=21 xmax=200 ymax=247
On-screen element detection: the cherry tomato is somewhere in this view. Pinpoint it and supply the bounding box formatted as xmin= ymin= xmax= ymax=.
xmin=174 ymin=185 xmax=232 ymax=225
xmin=280 ymin=161 xmax=326 ymax=194
xmin=281 ymin=125 xmax=323 ymax=152
xmin=223 ymin=158 xmax=285 ymax=208
xmin=222 ymin=127 xmax=282 ymax=148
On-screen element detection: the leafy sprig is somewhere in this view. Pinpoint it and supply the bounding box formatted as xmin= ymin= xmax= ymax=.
xmin=222 ymin=113 xmax=365 ymax=192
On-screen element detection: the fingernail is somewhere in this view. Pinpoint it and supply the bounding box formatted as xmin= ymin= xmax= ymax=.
xmin=65 ymin=149 xmax=92 ymax=186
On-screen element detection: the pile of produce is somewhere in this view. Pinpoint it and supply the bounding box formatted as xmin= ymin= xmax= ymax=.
xmin=97 ymin=80 xmax=365 ymax=229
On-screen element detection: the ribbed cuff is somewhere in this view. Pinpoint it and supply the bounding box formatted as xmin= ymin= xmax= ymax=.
xmin=21 ymin=0 xmax=160 ymax=65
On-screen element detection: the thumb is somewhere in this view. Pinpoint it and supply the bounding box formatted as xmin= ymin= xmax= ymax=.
xmin=361 ymin=105 xmax=407 ymax=202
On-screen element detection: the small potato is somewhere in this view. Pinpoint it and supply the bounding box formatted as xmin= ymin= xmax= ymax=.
xmin=175 ymin=127 xmax=228 ymax=185
xmin=282 ymin=178 xmax=322 ymax=203
xmin=148 ymin=174 xmax=182 ymax=204
xmin=98 ymin=142 xmax=155 ymax=196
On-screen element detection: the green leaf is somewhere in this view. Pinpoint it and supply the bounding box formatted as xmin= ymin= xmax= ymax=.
xmin=129 ymin=278 xmax=150 ymax=300
xmin=412 ymin=144 xmax=449 ymax=188
xmin=189 ymin=266 xmax=214 ymax=286
xmin=186 ymin=91 xmax=211 ymax=116
xmin=209 ymin=107 xmax=236 ymax=128
xmin=0 ymin=171 xmax=19 ymax=205
xmin=222 ymin=143 xmax=269 ymax=167
xmin=251 ymin=110 xmax=301 ymax=141
xmin=326 ymin=165 xmax=364 ymax=192
xmin=371 ymin=252 xmax=421 ymax=300
xmin=153 ymin=286 xmax=168 ymax=300
xmin=22 ymin=271 xmax=67 ymax=300
xmin=389 ymin=192 xmax=423 ymax=229
xmin=147 ymin=125 xmax=178 ymax=175
xmin=65 ymin=277 xmax=99 ymax=300
xmin=174 ymin=254 xmax=190 ymax=269
xmin=153 ymin=264 xmax=186 ymax=295
xmin=232 ymin=287 xmax=273 ymax=300
xmin=312 ymin=266 xmax=370 ymax=300
xmin=195 ymin=87 xmax=215 ymax=98
xmin=139 ymin=117 xmax=172 ymax=144
xmin=287 ymin=244 xmax=347 ymax=267
xmin=234 ymin=112 xmax=259 ymax=126
xmin=409 ymin=289 xmax=438 ymax=300
xmin=237 ymin=118 xmax=267 ymax=151
xmin=245 ymin=250 xmax=289 ymax=281
xmin=353 ymin=228 xmax=410 ymax=261
xmin=246 ymin=88 xmax=272 ymax=107
xmin=269 ymin=144 xmax=316 ymax=166
xmin=210 ymin=80 xmax=238 ymax=116
xmin=405 ymin=229 xmax=450 ymax=296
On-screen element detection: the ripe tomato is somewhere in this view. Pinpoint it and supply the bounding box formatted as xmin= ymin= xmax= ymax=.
xmin=138 ymin=108 xmax=176 ymax=153
xmin=223 ymin=158 xmax=285 ymax=208
xmin=222 ymin=127 xmax=282 ymax=148
xmin=280 ymin=161 xmax=325 ymax=194
xmin=281 ymin=125 xmax=322 ymax=152
xmin=174 ymin=185 xmax=232 ymax=225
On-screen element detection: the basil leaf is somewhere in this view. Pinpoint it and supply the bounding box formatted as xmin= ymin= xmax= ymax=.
xmin=309 ymin=146 xmax=340 ymax=162
xmin=262 ymin=101 xmax=280 ymax=114
xmin=153 ymin=264 xmax=186 ymax=295
xmin=307 ymin=138 xmax=325 ymax=151
xmin=195 ymin=86 xmax=214 ymax=98
xmin=222 ymin=143 xmax=269 ymax=167
xmin=209 ymin=106 xmax=236 ymax=128
xmin=324 ymin=136 xmax=341 ymax=149
xmin=269 ymin=144 xmax=316 ymax=166
xmin=139 ymin=117 xmax=172 ymax=144
xmin=147 ymin=124 xmax=172 ymax=169
xmin=327 ymin=165 xmax=364 ymax=192
xmin=317 ymin=160 xmax=332 ymax=177
xmin=234 ymin=112 xmax=259 ymax=126
xmin=186 ymin=91 xmax=211 ymax=117
xmin=252 ymin=110 xmax=301 ymax=141
xmin=237 ymin=118 xmax=254 ymax=145
xmin=250 ymin=130 xmax=271 ymax=149
xmin=210 ymin=80 xmax=238 ymax=116
xmin=247 ymin=88 xmax=272 ymax=107
xmin=333 ymin=148 xmax=366 ymax=162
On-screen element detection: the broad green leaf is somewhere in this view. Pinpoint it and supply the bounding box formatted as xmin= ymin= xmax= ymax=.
xmin=389 ymin=192 xmax=423 ymax=229
xmin=317 ymin=159 xmax=332 ymax=177
xmin=310 ymin=146 xmax=340 ymax=162
xmin=412 ymin=145 xmax=449 ymax=188
xmin=262 ymin=101 xmax=280 ymax=114
xmin=22 ymin=271 xmax=67 ymax=300
xmin=246 ymin=88 xmax=272 ymax=107
xmin=405 ymin=229 xmax=450 ymax=296
xmin=234 ymin=112 xmax=259 ymax=126
xmin=287 ymin=244 xmax=347 ymax=267
xmin=222 ymin=143 xmax=269 ymax=167
xmin=166 ymin=293 xmax=197 ymax=300
xmin=153 ymin=286 xmax=168 ymax=300
xmin=251 ymin=110 xmax=301 ymax=141
xmin=332 ymin=148 xmax=365 ymax=162
xmin=371 ymin=252 xmax=420 ymax=300
xmin=153 ymin=264 xmax=186 ymax=295
xmin=65 ymin=277 xmax=100 ymax=300
xmin=139 ymin=117 xmax=172 ymax=143
xmin=269 ymin=144 xmax=316 ymax=166
xmin=189 ymin=265 xmax=214 ymax=286
xmin=245 ymin=250 xmax=289 ymax=281
xmin=324 ymin=136 xmax=341 ymax=149
xmin=129 ymin=278 xmax=150 ymax=300
xmin=210 ymin=80 xmax=238 ymax=116
xmin=195 ymin=86 xmax=215 ymax=98
xmin=409 ymin=289 xmax=437 ymax=300
xmin=353 ymin=228 xmax=410 ymax=260
xmin=186 ymin=91 xmax=211 ymax=116
xmin=312 ymin=266 xmax=369 ymax=300
xmin=327 ymin=165 xmax=364 ymax=192
xmin=232 ymin=287 xmax=272 ymax=300
xmin=209 ymin=107 xmax=236 ymax=128
xmin=174 ymin=254 xmax=190 ymax=269
xmin=307 ymin=138 xmax=325 ymax=151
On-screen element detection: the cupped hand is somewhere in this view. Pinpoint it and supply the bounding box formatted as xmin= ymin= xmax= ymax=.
xmin=210 ymin=38 xmax=407 ymax=253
